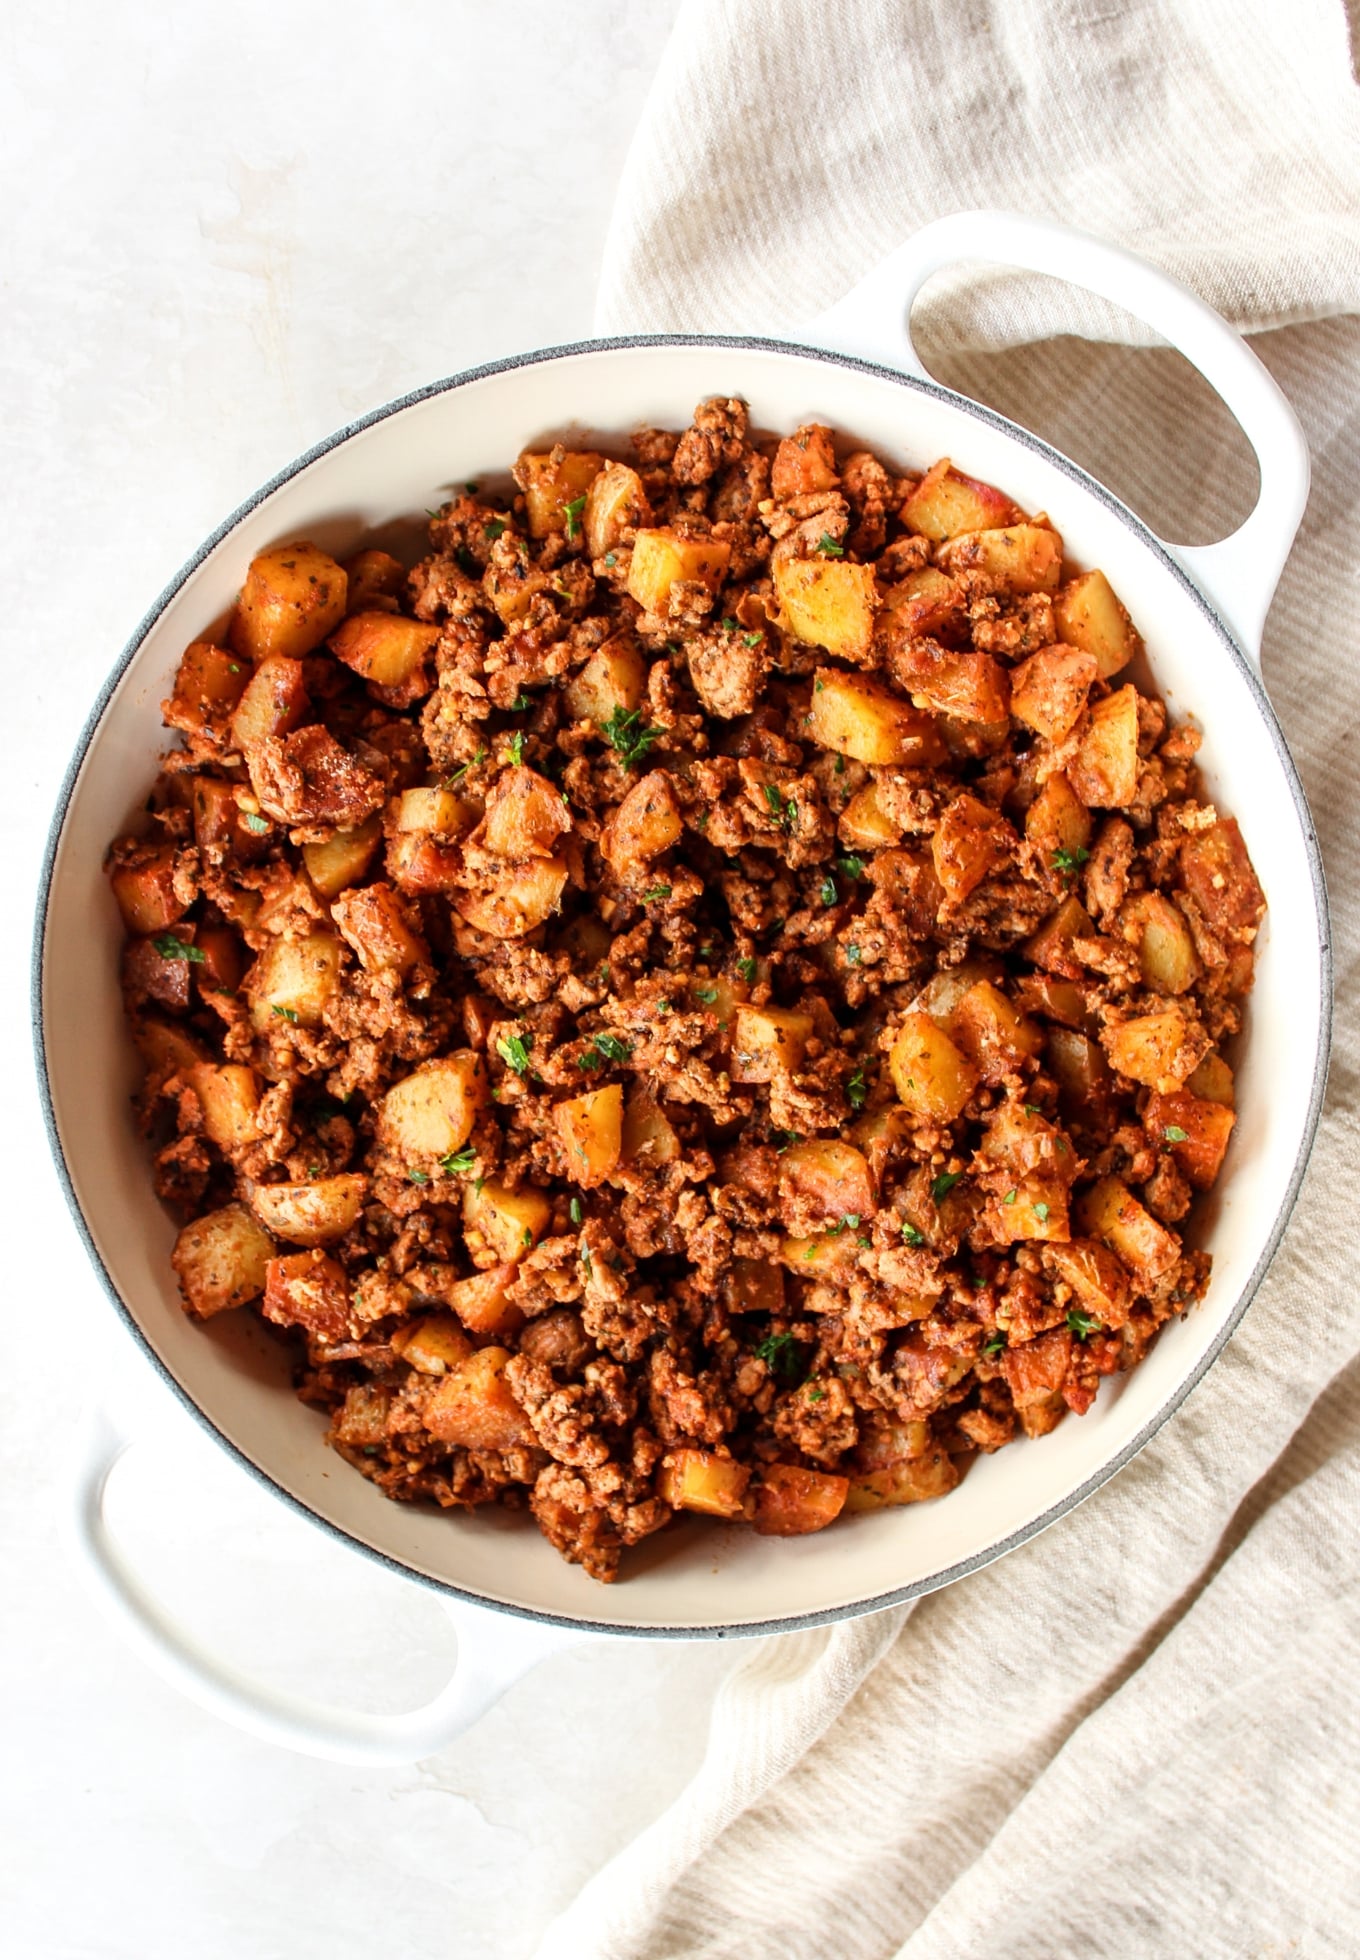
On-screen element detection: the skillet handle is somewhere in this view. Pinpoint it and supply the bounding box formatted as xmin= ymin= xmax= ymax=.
xmin=69 ymin=1403 xmax=586 ymax=1765
xmin=804 ymin=209 xmax=1310 ymax=663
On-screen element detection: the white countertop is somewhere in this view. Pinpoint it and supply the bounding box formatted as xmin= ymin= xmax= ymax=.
xmin=2 ymin=5 xmax=758 ymax=1954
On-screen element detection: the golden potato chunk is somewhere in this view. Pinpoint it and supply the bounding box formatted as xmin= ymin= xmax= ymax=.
xmin=778 ymin=1140 xmax=875 ymax=1226
xmin=1145 ymin=1089 xmax=1236 ymax=1189
xmin=1044 ymin=1239 xmax=1133 ymax=1327
xmin=342 ymin=547 xmax=405 ymax=613
xmin=247 ymin=931 xmax=344 ymax=1031
xmin=839 ymin=782 xmax=905 ymax=851
xmin=555 ymin=1084 xmax=624 ymax=1188
xmin=659 ymin=1449 xmax=750 ymax=1520
xmin=482 ymin=765 xmax=572 ymax=860
xmin=1186 ymin=1051 xmax=1235 ymax=1107
xmin=390 ymin=1313 xmax=474 ymax=1375
xmin=1069 ymin=685 xmax=1140 ymax=807
xmin=162 ymin=641 xmax=250 ymax=745
xmin=900 ymin=458 xmax=1019 ymax=541
xmin=429 ymin=1261 xmax=525 ymax=1338
xmin=932 ymin=793 xmax=1015 ymax=903
xmin=806 ymin=667 xmax=943 ymax=766
xmin=424 ymin=1346 xmax=535 ymax=1449
xmin=109 ymin=846 xmax=187 ymax=936
xmin=562 ymin=636 xmax=645 ymax=725
xmin=884 ymin=565 xmax=965 ymax=638
xmin=752 ymin=1463 xmax=848 ymax=1536
xmin=601 ymin=768 xmax=683 ymax=869
xmin=626 ymin=529 xmax=731 ymax=614
xmin=172 ymin=1203 xmax=276 ymax=1318
xmin=1179 ymin=817 xmax=1266 ymax=937
xmin=937 ymin=522 xmax=1063 ymax=594
xmin=229 ymin=542 xmax=348 ymax=663
xmin=188 ymin=1063 xmax=261 ymax=1153
xmin=1103 ymin=1010 xmax=1209 ymax=1092
xmin=774 ymin=557 xmax=878 ymax=662
xmin=1009 ymin=645 xmax=1098 ymax=742
xmin=1025 ymin=771 xmax=1093 ymax=866
xmin=1122 ymin=892 xmax=1200 ymax=995
xmin=228 ymin=654 xmax=309 ymax=753
xmin=948 ymin=980 xmax=1044 ymax=1085
xmin=1054 ymin=569 xmax=1140 ymax=678
xmin=378 ymin=1053 xmax=489 ymax=1164
xmin=1026 ymin=892 xmax=1096 ymax=978
xmin=262 ymin=1248 xmax=351 ymax=1340
xmin=583 ymin=462 xmax=651 ymax=558
xmin=844 ymin=1446 xmax=958 ymax=1512
xmin=622 ymin=1090 xmax=682 ymax=1170
xmin=889 ymin=1012 xmax=979 ymax=1122
xmin=986 ymin=1173 xmax=1070 ymax=1243
xmin=514 ymin=448 xmax=606 ymax=540
xmin=332 ymin=882 xmax=428 ymax=976
xmin=1078 ymin=1176 xmax=1180 ymax=1281
xmin=302 ymin=813 xmax=382 ymax=899
xmin=463 ymin=1177 xmax=552 ymax=1267
xmin=453 ymin=857 xmax=568 ymax=938
xmin=771 ymin=423 xmax=839 ymax=500
xmin=329 ymin=611 xmax=437 ymax=688
xmin=250 ymin=1174 xmax=367 ymax=1247
xmin=730 ymin=1005 xmax=814 ymax=1083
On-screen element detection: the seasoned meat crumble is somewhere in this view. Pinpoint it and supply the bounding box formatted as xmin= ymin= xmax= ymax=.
xmin=107 ymin=400 xmax=1265 ymax=1581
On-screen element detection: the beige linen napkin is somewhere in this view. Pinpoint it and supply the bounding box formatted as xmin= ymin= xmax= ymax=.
xmin=538 ymin=5 xmax=1360 ymax=1956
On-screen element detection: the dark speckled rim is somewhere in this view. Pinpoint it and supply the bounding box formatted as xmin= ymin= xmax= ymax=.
xmin=32 ymin=334 xmax=1333 ymax=1640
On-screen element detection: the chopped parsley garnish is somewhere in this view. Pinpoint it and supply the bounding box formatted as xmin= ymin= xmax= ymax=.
xmin=694 ymin=985 xmax=719 ymax=1005
xmin=642 ymin=885 xmax=672 ymax=904
xmin=806 ymin=1386 xmax=826 ymax=1402
xmin=271 ymin=1004 xmax=300 ymax=1024
xmin=901 ymin=1221 xmax=926 ymax=1246
xmin=465 ymin=481 xmax=480 ymax=494
xmin=814 ymin=534 xmax=845 ymax=557
xmin=1032 ymin=1201 xmax=1051 ymax=1222
xmin=508 ymin=731 xmax=526 ymax=765
xmin=592 ymin=1033 xmax=633 ymax=1064
xmin=438 ymin=1147 xmax=477 ymax=1176
xmin=408 ymin=1168 xmax=430 ymax=1186
xmin=484 ymin=518 xmax=506 ymax=541
xmin=1003 ymin=1189 xmax=1017 ymax=1205
xmin=931 ymin=1171 xmax=962 ymax=1204
xmin=844 ymin=943 xmax=862 ymax=966
xmin=1067 ymin=1307 xmax=1101 ymax=1340
xmin=602 ymin=705 xmax=663 ymax=769
xmin=982 ymin=1332 xmax=1007 ymax=1357
xmin=510 ymin=691 xmax=533 ymax=712
xmin=1024 ymin=1103 xmax=1041 ymax=1117
xmin=736 ymin=957 xmax=757 ymax=982
xmin=442 ymin=746 xmax=487 ymax=787
xmin=1163 ymin=1124 xmax=1189 ymax=1143
xmin=772 ymin=1130 xmax=800 ymax=1152
xmin=522 ymin=1226 xmax=533 ymax=1247
xmin=496 ymin=1032 xmax=533 ymax=1076
xmin=580 ymin=1245 xmax=593 ymax=1279
xmin=754 ymin=1332 xmax=808 ymax=1388
xmin=835 ymin=854 xmax=866 ymax=882
xmin=455 ymin=545 xmax=479 ymax=577
xmin=152 ymin=933 xmax=205 ymax=964
xmin=569 ymin=1197 xmax=583 ymax=1226
xmin=1052 ymin=846 xmax=1091 ymax=874
xmin=241 ymin=811 xmax=271 ymax=835
xmin=563 ymin=494 xmax=586 ymax=540
xmin=847 ymin=1067 xmax=867 ymax=1111
xmin=742 ymin=631 xmax=763 ymax=647
xmin=603 ymin=551 xmax=617 ymax=568
xmin=721 ymin=615 xmax=738 ymax=632
xmin=761 ymin=782 xmax=797 ymax=831
xmin=819 ymin=874 xmax=838 ymax=906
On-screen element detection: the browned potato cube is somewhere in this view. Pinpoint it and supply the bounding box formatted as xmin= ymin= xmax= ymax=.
xmin=773 ymin=557 xmax=878 ymax=662
xmin=453 ymin=857 xmax=568 ymax=938
xmin=889 ymin=1012 xmax=979 ymax=1122
xmin=937 ymin=522 xmax=1063 ymax=594
xmin=621 ymin=1090 xmax=682 ymax=1170
xmin=1179 ymin=817 xmax=1266 ymax=937
xmin=1103 ymin=1010 xmax=1209 ymax=1092
xmin=482 ymin=765 xmax=572 ymax=859
xmin=659 ymin=1449 xmax=750 ymax=1520
xmin=188 ymin=1063 xmax=261 ymax=1153
xmin=626 ymin=529 xmax=731 ymax=614
xmin=1069 ymin=685 xmax=1139 ymax=807
xmin=332 ymin=882 xmax=428 ymax=976
xmin=986 ymin=1173 xmax=1070 ymax=1243
xmin=1009 ymin=645 xmax=1098 ymax=742
xmin=778 ymin=1231 xmax=863 ymax=1277
xmin=109 ymin=845 xmax=187 ymax=936
xmin=806 ymin=668 xmax=943 ymax=767
xmin=463 ymin=1177 xmax=552 ymax=1267
xmin=229 ymin=543 xmax=348 ymax=663
xmin=949 ymin=980 xmax=1044 ymax=1084
xmin=886 ymin=641 xmax=1010 ymax=724
xmin=729 ymin=1005 xmax=814 ymax=1083
xmin=262 ymin=1248 xmax=351 ymax=1340
xmin=1054 ymin=569 xmax=1140 ymax=678
xmin=162 ymin=642 xmax=250 ymax=744
xmin=1122 ymin=892 xmax=1200 ymax=995
xmin=329 ymin=611 xmax=437 ymax=688
xmin=1186 ymin=1051 xmax=1235 ymax=1107
xmin=302 ymin=813 xmax=383 ymax=899
xmin=342 ymin=547 xmax=405 ymax=613
xmin=433 ymin=1262 xmax=525 ymax=1338
xmin=839 ymin=782 xmax=904 ymax=850
xmin=601 ymin=768 xmax=683 ymax=869
xmin=555 ymin=1084 xmax=624 ymax=1188
xmin=563 ymin=638 xmax=646 ymax=728
xmin=379 ymin=1053 xmax=489 ymax=1166
xmin=778 ymin=1140 xmax=875 ymax=1226
xmin=483 ymin=544 xmax=551 ymax=625
xmin=583 ymin=462 xmax=651 ymax=558
xmin=1145 ymin=1089 xmax=1236 ymax=1189
xmin=752 ymin=1463 xmax=849 ymax=1536
xmin=514 ymin=449 xmax=605 ymax=540
xmin=424 ymin=1346 xmax=535 ymax=1449
xmin=1025 ymin=771 xmax=1093 ymax=866
xmin=900 ymin=458 xmax=1020 ymax=541
xmin=1078 ymin=1176 xmax=1180 ymax=1281
xmin=1026 ymin=893 xmax=1096 ymax=978
xmin=134 ymin=1017 xmax=209 ymax=1079
xmin=247 ymin=931 xmax=344 ymax=1031
xmin=250 ymin=1174 xmax=367 ymax=1246
xmin=1046 ymin=1027 xmax=1115 ymax=1108
xmin=771 ymin=423 xmax=839 ymax=500
xmin=228 ymin=654 xmax=309 ymax=753
xmin=932 ymin=793 xmax=1015 ymax=903
xmin=1044 ymin=1238 xmax=1133 ymax=1327
xmin=884 ymin=566 xmax=965 ymax=638
xmin=394 ymin=787 xmax=478 ymax=837
xmin=389 ymin=1313 xmax=474 ymax=1375
xmin=844 ymin=1446 xmax=958 ymax=1512
xmin=172 ymin=1203 xmax=276 ymax=1318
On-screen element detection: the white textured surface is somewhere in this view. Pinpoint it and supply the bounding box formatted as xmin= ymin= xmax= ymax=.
xmin=0 ymin=6 xmax=749 ymax=1958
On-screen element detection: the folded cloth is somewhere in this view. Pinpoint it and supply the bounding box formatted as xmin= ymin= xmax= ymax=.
xmin=536 ymin=5 xmax=1360 ymax=1956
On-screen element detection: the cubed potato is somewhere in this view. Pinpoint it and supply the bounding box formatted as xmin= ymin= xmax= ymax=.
xmin=932 ymin=793 xmax=1015 ymax=903
xmin=428 ymin=1261 xmax=525 ymax=1338
xmin=250 ymin=1174 xmax=367 ymax=1246
xmin=900 ymin=458 xmax=1020 ymax=541
xmin=394 ymin=787 xmax=477 ymax=836
xmin=1046 ymin=1027 xmax=1114 ymax=1108
xmin=752 ymin=1463 xmax=849 ymax=1536
xmin=583 ymin=462 xmax=650 ymax=558
xmin=329 ymin=611 xmax=437 ymax=688
xmin=979 ymin=1099 xmax=1074 ymax=1182
xmin=332 ymin=882 xmax=428 ymax=976
xmin=1122 ymin=892 xmax=1200 ymax=995
xmin=1013 ymin=974 xmax=1095 ymax=1032
xmin=778 ymin=1230 xmax=864 ymax=1276
xmin=771 ymin=423 xmax=839 ymax=501
xmin=1078 ymin=1176 xmax=1180 ymax=1281
xmin=162 ymin=641 xmax=250 ymax=744
xmin=601 ymin=769 xmax=682 ymax=869
xmin=423 ymin=1346 xmax=535 ymax=1449
xmin=1000 ymin=1328 xmax=1072 ymax=1434
xmin=109 ymin=845 xmax=187 ymax=936
xmin=262 ymin=1248 xmax=351 ymax=1340
xmin=626 ymin=529 xmax=731 ymax=613
xmin=389 ymin=1313 xmax=474 ymax=1375
xmin=228 ymin=654 xmax=309 ymax=753
xmin=1145 ymin=1089 xmax=1236 ymax=1189
xmin=453 ymin=857 xmax=568 ymax=938
xmin=1069 ymin=685 xmax=1139 ymax=807
xmin=621 ymin=1090 xmax=681 ymax=1169
xmin=1186 ymin=1050 xmax=1235 ymax=1107
xmin=1103 ymin=1010 xmax=1209 ymax=1092
xmin=774 ymin=557 xmax=878 ymax=662
xmin=171 ymin=1203 xmax=276 ymax=1318
xmin=914 ymin=957 xmax=995 ymax=1028
xmin=188 ymin=777 xmax=264 ymax=860
xmin=302 ymin=813 xmax=383 ymax=898
xmin=387 ymin=829 xmax=465 ymax=894
xmin=949 ymin=980 xmax=1044 ymax=1084
xmin=379 ymin=1053 xmax=489 ymax=1164
xmin=1009 ymin=645 xmax=1099 ymax=742
xmin=514 ymin=448 xmax=606 ymax=540
xmin=562 ymin=636 xmax=646 ymax=725
xmin=482 ymin=765 xmax=572 ymax=860
xmin=188 ymin=1063 xmax=261 ymax=1152
xmin=839 ymin=782 xmax=905 ymax=851
xmin=343 ymin=547 xmax=405 ymax=614
xmin=331 ymin=1384 xmax=392 ymax=1449
xmin=722 ymin=1258 xmax=786 ymax=1316
xmin=1045 ymin=1239 xmax=1133 ymax=1327
xmin=1179 ymin=817 xmax=1266 ymax=937
xmin=1026 ymin=893 xmax=1096 ymax=978
xmin=889 ymin=1012 xmax=979 ymax=1122
xmin=778 ymin=1140 xmax=875 ymax=1225
xmin=884 ymin=565 xmax=965 ymax=638
xmin=886 ymin=641 xmax=1010 ymax=724
xmin=937 ymin=522 xmax=1063 ymax=594
xmin=1054 ymin=568 xmax=1140 ymax=678
xmin=843 ymin=1446 xmax=958 ymax=1512
xmin=1025 ymin=771 xmax=1093 ymax=866
xmin=134 ymin=1017 xmax=209 ymax=1079
xmin=729 ymin=1005 xmax=814 ymax=1083
xmin=555 ymin=1084 xmax=624 ymax=1188
xmin=986 ymin=1173 xmax=1070 ymax=1243
xmin=483 ymin=544 xmax=551 ymax=625
xmin=247 ymin=931 xmax=344 ymax=1031
xmin=463 ymin=1177 xmax=552 ymax=1267
xmin=229 ymin=543 xmax=348 ymax=663
xmin=806 ymin=667 xmax=943 ymax=766
xmin=659 ymin=1449 xmax=751 ymax=1520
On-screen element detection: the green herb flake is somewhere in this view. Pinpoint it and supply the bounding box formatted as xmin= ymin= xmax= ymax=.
xmin=510 ymin=691 xmax=533 ymax=712
xmin=1024 ymin=1103 xmax=1041 ymax=1117
xmin=1032 ymin=1201 xmax=1051 ymax=1222
xmin=819 ymin=874 xmax=838 ymax=907
xmin=737 ymin=957 xmax=757 ymax=982
xmin=694 ymin=985 xmax=719 ymax=1005
xmin=814 ymin=534 xmax=846 ymax=557
xmin=806 ymin=1386 xmax=826 ymax=1403
xmin=569 ymin=1197 xmax=583 ymax=1226
xmin=474 ymin=1176 xmax=486 ymax=1195
xmin=442 ymin=746 xmax=487 ymax=788
xmin=982 ymin=1332 xmax=1007 ymax=1357
xmin=835 ymin=855 xmax=866 ymax=882
xmin=1052 ymin=846 xmax=1091 ymax=874
xmin=602 ymin=705 xmax=663 ymax=769
xmin=844 ymin=943 xmax=862 ymax=966
xmin=1003 ymin=1189 xmax=1017 ymax=1205
xmin=592 ymin=1033 xmax=632 ymax=1064
xmin=241 ymin=811 xmax=271 ymax=835
xmin=754 ymin=1332 xmax=808 ymax=1388
xmin=465 ymin=481 xmax=480 ymax=494
xmin=152 ymin=933 xmax=206 ymax=964
xmin=1067 ymin=1307 xmax=1101 ymax=1340
xmin=721 ymin=615 xmax=738 ymax=632
xmin=408 ymin=1168 xmax=430 ymax=1186
xmin=508 ymin=731 xmax=526 ymax=765
xmin=847 ymin=1066 xmax=867 ymax=1112
xmin=581 ymin=1245 xmax=594 ymax=1279
xmin=1164 ymin=1124 xmax=1189 ymax=1143
xmin=901 ymin=1221 xmax=926 ymax=1246
xmin=642 ymin=884 xmax=672 ymax=904
xmin=438 ymin=1146 xmax=477 ymax=1176
xmin=496 ymin=1032 xmax=533 ymax=1076
xmin=522 ymin=1226 xmax=533 ymax=1247
xmin=603 ymin=551 xmax=617 ymax=568
xmin=742 ymin=631 xmax=763 ymax=647
xmin=484 ymin=518 xmax=507 ymax=541
xmin=772 ymin=1130 xmax=800 ymax=1153
xmin=455 ymin=544 xmax=479 ymax=577
xmin=563 ymin=494 xmax=586 ymax=541
xmin=931 ymin=1170 xmax=962 ymax=1204
xmin=271 ymin=1004 xmax=300 ymax=1024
